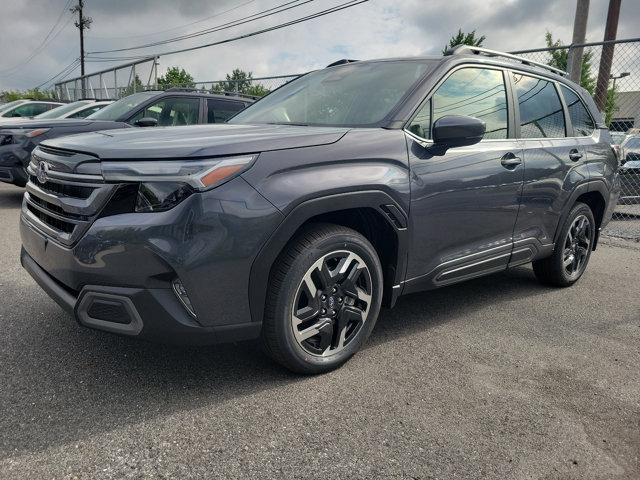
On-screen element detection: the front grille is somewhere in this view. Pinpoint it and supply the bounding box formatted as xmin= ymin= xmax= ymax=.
xmin=23 ymin=147 xmax=117 ymax=246
xmin=26 ymin=203 xmax=75 ymax=233
xmin=29 ymin=175 xmax=94 ymax=199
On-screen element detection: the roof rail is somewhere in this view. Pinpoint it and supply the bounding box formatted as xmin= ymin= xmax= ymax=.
xmin=326 ymin=59 xmax=359 ymax=68
xmin=164 ymin=87 xmax=258 ymax=100
xmin=444 ymin=45 xmax=568 ymax=77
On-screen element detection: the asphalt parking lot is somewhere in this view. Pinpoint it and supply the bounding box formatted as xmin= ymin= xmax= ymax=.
xmin=0 ymin=182 xmax=638 ymax=480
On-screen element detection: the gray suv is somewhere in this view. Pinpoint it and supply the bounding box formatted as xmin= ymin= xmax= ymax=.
xmin=19 ymin=47 xmax=619 ymax=373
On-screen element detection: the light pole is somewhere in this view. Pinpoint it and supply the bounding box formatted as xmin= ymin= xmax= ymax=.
xmin=610 ymin=71 xmax=630 ymax=90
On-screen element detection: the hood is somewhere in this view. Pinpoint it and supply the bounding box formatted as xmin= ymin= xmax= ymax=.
xmin=42 ymin=123 xmax=350 ymax=159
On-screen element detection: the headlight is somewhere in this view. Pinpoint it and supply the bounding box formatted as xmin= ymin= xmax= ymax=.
xmin=0 ymin=128 xmax=50 ymax=145
xmin=101 ymin=155 xmax=257 ymax=191
xmin=135 ymin=182 xmax=193 ymax=213
xmin=100 ymin=155 xmax=257 ymax=214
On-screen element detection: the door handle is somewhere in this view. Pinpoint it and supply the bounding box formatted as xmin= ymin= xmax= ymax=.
xmin=569 ymin=149 xmax=583 ymax=161
xmin=500 ymin=153 xmax=522 ymax=169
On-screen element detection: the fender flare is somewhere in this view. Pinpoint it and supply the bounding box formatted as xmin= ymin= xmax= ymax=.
xmin=553 ymin=179 xmax=609 ymax=247
xmin=247 ymin=190 xmax=409 ymax=324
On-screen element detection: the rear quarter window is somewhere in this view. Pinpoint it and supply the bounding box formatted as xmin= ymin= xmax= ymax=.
xmin=560 ymin=85 xmax=595 ymax=136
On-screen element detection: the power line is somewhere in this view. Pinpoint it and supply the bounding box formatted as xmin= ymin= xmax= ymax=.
xmin=35 ymin=58 xmax=80 ymax=90
xmin=0 ymin=0 xmax=73 ymax=76
xmin=87 ymin=0 xmax=312 ymax=55
xmin=94 ymin=0 xmax=370 ymax=59
xmin=86 ymin=0 xmax=257 ymax=41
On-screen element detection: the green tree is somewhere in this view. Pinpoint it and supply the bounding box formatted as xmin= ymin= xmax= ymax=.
xmin=442 ymin=29 xmax=486 ymax=54
xmin=120 ymin=75 xmax=144 ymax=97
xmin=210 ymin=69 xmax=271 ymax=97
xmin=545 ymin=32 xmax=595 ymax=94
xmin=544 ymin=32 xmax=616 ymax=126
xmin=1 ymin=88 xmax=56 ymax=101
xmin=157 ymin=66 xmax=195 ymax=89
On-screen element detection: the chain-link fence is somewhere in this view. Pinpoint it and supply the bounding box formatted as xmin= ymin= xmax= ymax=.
xmin=512 ymin=38 xmax=640 ymax=241
xmin=55 ymin=57 xmax=159 ymax=101
xmin=55 ymin=58 xmax=300 ymax=101
xmin=159 ymin=74 xmax=301 ymax=98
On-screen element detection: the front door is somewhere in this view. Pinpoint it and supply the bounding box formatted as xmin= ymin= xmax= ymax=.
xmin=404 ymin=66 xmax=523 ymax=292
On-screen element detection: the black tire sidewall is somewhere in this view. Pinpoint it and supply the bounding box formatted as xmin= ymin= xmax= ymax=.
xmin=554 ymin=203 xmax=595 ymax=285
xmin=270 ymin=228 xmax=383 ymax=373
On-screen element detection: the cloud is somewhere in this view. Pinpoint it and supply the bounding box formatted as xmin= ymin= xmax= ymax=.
xmin=0 ymin=0 xmax=637 ymax=91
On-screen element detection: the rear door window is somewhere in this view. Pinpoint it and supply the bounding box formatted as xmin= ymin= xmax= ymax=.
xmin=560 ymin=85 xmax=595 ymax=136
xmin=207 ymin=99 xmax=245 ymax=123
xmin=512 ymin=73 xmax=566 ymax=138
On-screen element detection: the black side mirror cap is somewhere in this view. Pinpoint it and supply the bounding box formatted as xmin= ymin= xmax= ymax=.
xmin=134 ymin=117 xmax=158 ymax=127
xmin=433 ymin=115 xmax=486 ymax=149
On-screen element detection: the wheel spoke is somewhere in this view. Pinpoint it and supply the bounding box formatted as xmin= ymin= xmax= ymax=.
xmin=300 ymin=272 xmax=317 ymax=299
xmin=293 ymin=305 xmax=318 ymax=326
xmin=296 ymin=318 xmax=329 ymax=341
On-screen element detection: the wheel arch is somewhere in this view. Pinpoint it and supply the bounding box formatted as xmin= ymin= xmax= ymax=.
xmin=554 ymin=180 xmax=608 ymax=250
xmin=248 ymin=191 xmax=409 ymax=324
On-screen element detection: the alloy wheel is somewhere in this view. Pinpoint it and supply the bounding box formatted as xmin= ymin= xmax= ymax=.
xmin=563 ymin=214 xmax=592 ymax=278
xmin=291 ymin=250 xmax=373 ymax=357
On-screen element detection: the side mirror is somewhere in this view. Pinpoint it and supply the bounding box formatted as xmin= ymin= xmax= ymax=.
xmin=433 ymin=115 xmax=485 ymax=149
xmin=134 ymin=117 xmax=158 ymax=127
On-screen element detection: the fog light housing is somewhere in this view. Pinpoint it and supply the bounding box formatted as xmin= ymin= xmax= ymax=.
xmin=172 ymin=278 xmax=196 ymax=318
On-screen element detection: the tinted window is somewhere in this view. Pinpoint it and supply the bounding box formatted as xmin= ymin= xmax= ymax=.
xmin=560 ymin=85 xmax=595 ymax=136
xmin=513 ymin=73 xmax=566 ymax=138
xmin=4 ymin=103 xmax=53 ymax=117
xmin=430 ymin=67 xmax=508 ymax=140
xmin=129 ymin=97 xmax=200 ymax=126
xmin=0 ymin=100 xmax=28 ymax=114
xmin=35 ymin=101 xmax=91 ymax=119
xmin=87 ymin=91 xmax=158 ymax=121
xmin=408 ymin=99 xmax=431 ymax=139
xmin=231 ymin=60 xmax=433 ymax=127
xmin=68 ymin=104 xmax=107 ymax=118
xmin=207 ymin=99 xmax=244 ymax=123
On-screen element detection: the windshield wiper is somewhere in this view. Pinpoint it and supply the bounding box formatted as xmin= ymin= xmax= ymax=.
xmin=265 ymin=122 xmax=310 ymax=127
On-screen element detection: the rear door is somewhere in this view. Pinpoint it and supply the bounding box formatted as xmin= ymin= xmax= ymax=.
xmin=404 ymin=65 xmax=524 ymax=290
xmin=509 ymin=71 xmax=591 ymax=263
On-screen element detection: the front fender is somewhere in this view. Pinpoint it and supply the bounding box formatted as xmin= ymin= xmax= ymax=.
xmin=247 ymin=190 xmax=409 ymax=324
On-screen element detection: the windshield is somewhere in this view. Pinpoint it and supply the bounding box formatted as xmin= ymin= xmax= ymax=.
xmin=35 ymin=100 xmax=91 ymax=119
xmin=230 ymin=60 xmax=433 ymax=127
xmin=87 ymin=91 xmax=158 ymax=121
xmin=0 ymin=100 xmax=27 ymax=114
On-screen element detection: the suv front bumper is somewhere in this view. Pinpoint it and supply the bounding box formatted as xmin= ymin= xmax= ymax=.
xmin=19 ymin=176 xmax=283 ymax=344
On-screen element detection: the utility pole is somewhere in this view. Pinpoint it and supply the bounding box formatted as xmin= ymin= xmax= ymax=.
xmin=71 ymin=0 xmax=92 ymax=97
xmin=594 ymin=0 xmax=621 ymax=112
xmin=567 ymin=0 xmax=590 ymax=83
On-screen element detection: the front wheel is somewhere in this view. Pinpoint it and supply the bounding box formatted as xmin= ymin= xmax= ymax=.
xmin=533 ymin=202 xmax=595 ymax=287
xmin=261 ymin=223 xmax=383 ymax=374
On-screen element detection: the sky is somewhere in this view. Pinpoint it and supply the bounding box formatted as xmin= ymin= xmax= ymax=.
xmin=0 ymin=0 xmax=638 ymax=92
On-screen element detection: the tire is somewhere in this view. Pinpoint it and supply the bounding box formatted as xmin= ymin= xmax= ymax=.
xmin=533 ymin=202 xmax=595 ymax=287
xmin=261 ymin=223 xmax=384 ymax=374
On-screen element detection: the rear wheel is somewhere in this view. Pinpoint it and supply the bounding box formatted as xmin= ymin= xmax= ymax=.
xmin=262 ymin=223 xmax=383 ymax=374
xmin=533 ymin=202 xmax=595 ymax=287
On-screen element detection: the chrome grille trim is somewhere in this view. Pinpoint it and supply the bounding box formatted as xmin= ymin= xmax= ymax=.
xmin=22 ymin=147 xmax=117 ymax=247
